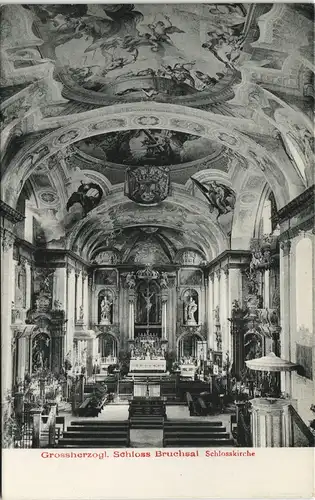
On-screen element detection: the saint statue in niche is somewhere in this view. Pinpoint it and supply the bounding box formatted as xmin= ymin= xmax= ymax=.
xmin=100 ymin=295 xmax=112 ymax=325
xmin=32 ymin=333 xmax=50 ymax=373
xmin=185 ymin=296 xmax=198 ymax=325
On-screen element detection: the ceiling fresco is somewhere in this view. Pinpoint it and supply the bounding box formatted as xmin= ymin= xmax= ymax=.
xmin=75 ymin=130 xmax=220 ymax=167
xmin=25 ymin=3 xmax=252 ymax=102
xmin=1 ymin=3 xmax=313 ymax=263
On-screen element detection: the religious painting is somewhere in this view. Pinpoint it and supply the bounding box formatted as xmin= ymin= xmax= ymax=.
xmin=127 ymin=240 xmax=170 ymax=264
xmin=213 ymin=351 xmax=223 ymax=367
xmin=95 ymin=269 xmax=118 ymax=286
xmin=136 ymin=281 xmax=161 ymax=325
xmin=296 ymin=344 xmax=313 ymax=380
xmin=23 ymin=4 xmax=252 ymax=101
xmin=179 ymin=269 xmax=203 ymax=286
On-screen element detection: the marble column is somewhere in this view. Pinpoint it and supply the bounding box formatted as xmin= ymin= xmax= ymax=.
xmin=76 ymin=270 xmax=82 ymax=322
xmin=82 ymin=272 xmax=89 ymax=325
xmin=53 ymin=268 xmax=67 ymax=310
xmin=167 ymin=280 xmax=177 ymax=352
xmin=280 ymin=240 xmax=292 ymax=396
xmin=161 ymin=297 xmax=167 ymax=340
xmin=128 ymin=291 xmax=135 ymax=340
xmin=228 ymin=267 xmax=242 ymax=365
xmin=199 ymin=285 xmax=206 ymax=326
xmin=24 ymin=260 xmax=32 ymax=310
xmin=213 ymin=270 xmax=220 ymax=310
xmin=264 ymin=269 xmax=270 ymax=308
xmin=220 ymin=267 xmax=229 ymax=356
xmin=213 ymin=270 xmax=220 ymax=350
xmin=250 ymin=398 xmax=295 ymax=447
xmin=1 ymin=229 xmax=15 ymax=397
xmin=17 ymin=337 xmax=27 ymax=383
xmin=66 ymin=267 xmax=76 ymax=360
xmin=208 ymin=274 xmax=214 ymax=350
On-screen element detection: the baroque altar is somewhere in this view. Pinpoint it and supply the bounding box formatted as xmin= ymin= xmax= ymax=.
xmin=129 ymin=334 xmax=167 ymax=372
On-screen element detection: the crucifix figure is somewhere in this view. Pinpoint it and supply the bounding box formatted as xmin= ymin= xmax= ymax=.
xmin=140 ymin=290 xmax=154 ymax=325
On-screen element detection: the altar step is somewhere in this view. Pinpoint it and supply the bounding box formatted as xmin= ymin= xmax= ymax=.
xmin=128 ymin=372 xmax=169 ymax=378
xmin=163 ymin=420 xmax=233 ymax=447
xmin=130 ymin=417 xmax=164 ymax=429
xmin=58 ymin=421 xmax=130 ymax=448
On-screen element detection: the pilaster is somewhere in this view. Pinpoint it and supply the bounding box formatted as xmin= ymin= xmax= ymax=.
xmin=207 ymin=274 xmax=214 ymax=350
xmin=66 ymin=267 xmax=75 ymax=359
xmin=279 ymin=239 xmax=292 ymax=395
xmin=1 ymin=227 xmax=15 ymax=396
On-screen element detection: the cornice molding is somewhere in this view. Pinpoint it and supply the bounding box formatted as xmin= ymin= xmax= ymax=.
xmin=34 ymin=249 xmax=90 ymax=269
xmin=273 ymin=185 xmax=314 ymax=225
xmin=0 ymin=200 xmax=24 ymax=224
xmin=205 ymin=250 xmax=252 ymax=272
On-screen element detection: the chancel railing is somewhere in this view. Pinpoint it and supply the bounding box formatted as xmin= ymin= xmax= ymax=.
xmin=288 ymin=405 xmax=315 ymax=447
xmin=235 ymin=401 xmax=252 ymax=447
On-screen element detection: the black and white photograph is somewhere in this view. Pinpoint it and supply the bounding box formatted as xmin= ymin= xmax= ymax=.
xmin=1 ymin=1 xmax=314 ymax=472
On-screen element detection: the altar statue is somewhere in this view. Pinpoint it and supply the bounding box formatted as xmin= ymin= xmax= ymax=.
xmin=100 ymin=295 xmax=112 ymax=325
xmin=185 ymin=297 xmax=198 ymax=325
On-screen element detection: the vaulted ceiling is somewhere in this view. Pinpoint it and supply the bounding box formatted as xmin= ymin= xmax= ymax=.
xmin=1 ymin=3 xmax=313 ymax=263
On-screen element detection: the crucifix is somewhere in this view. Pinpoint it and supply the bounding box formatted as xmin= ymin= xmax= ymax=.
xmin=140 ymin=288 xmax=154 ymax=327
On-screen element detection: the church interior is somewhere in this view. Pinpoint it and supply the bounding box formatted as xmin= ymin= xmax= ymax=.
xmin=1 ymin=3 xmax=314 ymax=449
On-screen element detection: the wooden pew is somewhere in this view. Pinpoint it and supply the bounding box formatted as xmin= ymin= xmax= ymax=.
xmin=197 ymin=397 xmax=208 ymax=416
xmin=186 ymin=392 xmax=196 ymax=416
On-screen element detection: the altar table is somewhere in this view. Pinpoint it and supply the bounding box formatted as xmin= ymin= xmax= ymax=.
xmin=129 ymin=359 xmax=166 ymax=372
xmin=180 ymin=364 xmax=196 ymax=378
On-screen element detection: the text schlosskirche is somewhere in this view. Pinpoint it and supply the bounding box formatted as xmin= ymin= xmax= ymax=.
xmin=41 ymin=449 xmax=256 ymax=459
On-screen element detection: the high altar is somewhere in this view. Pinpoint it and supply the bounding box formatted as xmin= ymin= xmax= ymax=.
xmin=89 ymin=258 xmax=208 ymax=376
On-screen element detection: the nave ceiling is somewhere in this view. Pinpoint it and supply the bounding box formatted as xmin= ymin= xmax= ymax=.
xmin=0 ymin=3 xmax=313 ymax=264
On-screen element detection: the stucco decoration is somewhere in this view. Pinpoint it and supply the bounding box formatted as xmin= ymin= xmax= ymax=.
xmin=2 ymin=102 xmax=299 ymax=210
xmin=92 ymin=250 xmax=120 ymax=265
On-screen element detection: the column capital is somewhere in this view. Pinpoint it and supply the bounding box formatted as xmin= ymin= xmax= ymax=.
xmin=222 ymin=265 xmax=229 ymax=277
xmin=214 ymin=269 xmax=221 ymax=280
xmin=209 ymin=272 xmax=214 ymax=283
xmin=280 ymin=239 xmax=291 ymax=256
xmin=66 ymin=265 xmax=74 ymax=277
xmin=19 ymin=256 xmax=30 ymax=268
xmin=1 ymin=227 xmax=15 ymax=252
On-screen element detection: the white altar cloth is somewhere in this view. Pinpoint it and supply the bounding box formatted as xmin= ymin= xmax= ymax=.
xmin=130 ymin=359 xmax=166 ymax=372
xmin=180 ymin=364 xmax=196 ymax=378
